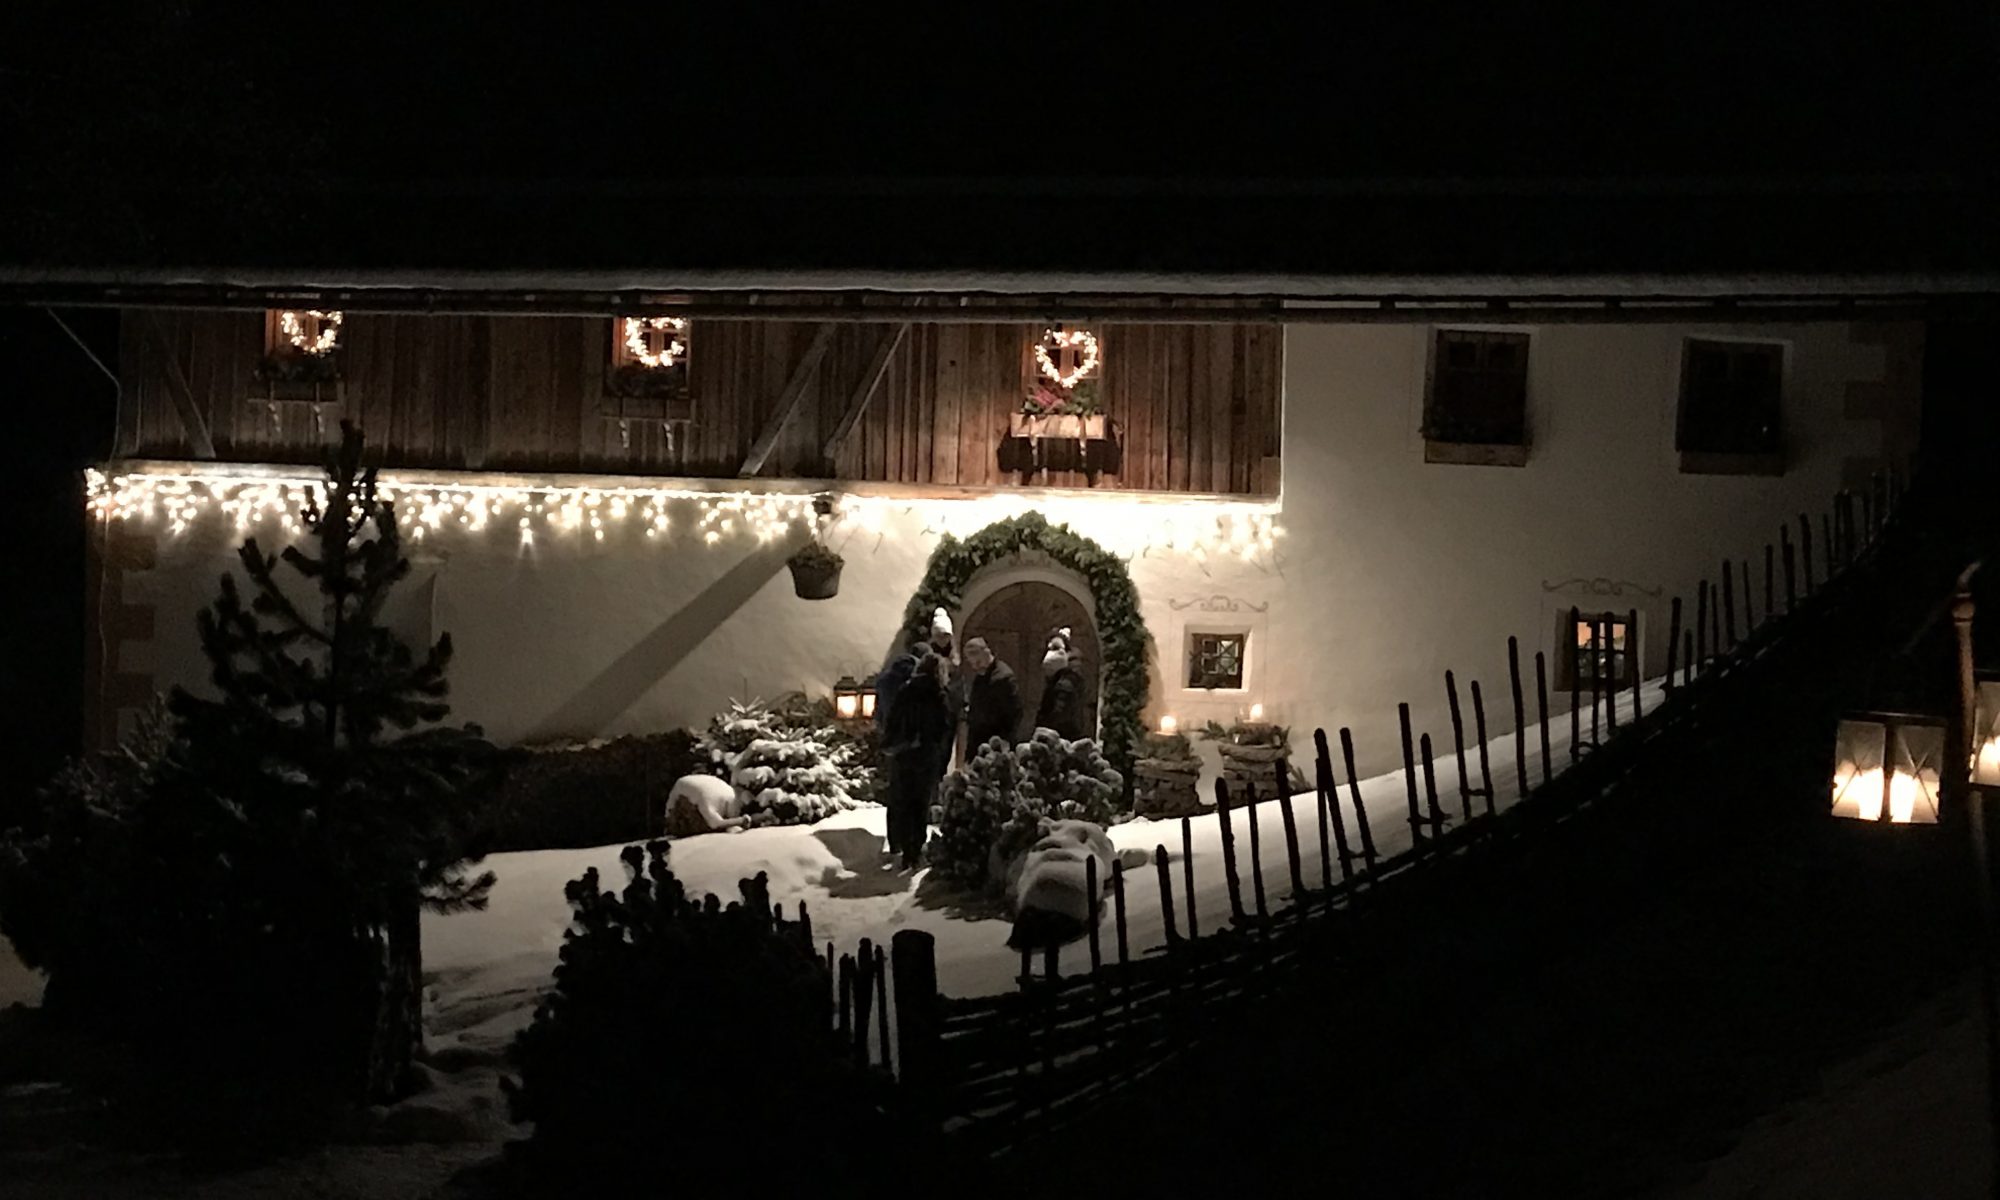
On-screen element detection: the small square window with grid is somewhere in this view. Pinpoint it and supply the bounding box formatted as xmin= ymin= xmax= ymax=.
xmin=1555 ymin=612 xmax=1636 ymax=689
xmin=1186 ymin=631 xmax=1247 ymax=690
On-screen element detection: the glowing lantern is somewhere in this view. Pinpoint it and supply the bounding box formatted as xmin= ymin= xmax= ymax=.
xmin=1158 ymin=714 xmax=1178 ymax=735
xmin=1973 ymin=678 xmax=2000 ymax=788
xmin=1831 ymin=712 xmax=1945 ymax=825
xmin=833 ymin=675 xmax=863 ymax=721
xmin=860 ymin=682 xmax=877 ymax=721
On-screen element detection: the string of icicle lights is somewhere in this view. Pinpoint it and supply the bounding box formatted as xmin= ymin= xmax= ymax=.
xmin=84 ymin=467 xmax=1282 ymax=561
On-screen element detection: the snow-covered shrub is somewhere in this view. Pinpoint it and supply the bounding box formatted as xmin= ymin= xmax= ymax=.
xmin=509 ymin=841 xmax=895 ymax=1186
xmin=928 ymin=736 xmax=1030 ymax=886
xmin=0 ymin=697 xmax=172 ymax=1009
xmin=1018 ymin=727 xmax=1126 ymax=826
xmin=697 ymin=697 xmax=873 ymax=826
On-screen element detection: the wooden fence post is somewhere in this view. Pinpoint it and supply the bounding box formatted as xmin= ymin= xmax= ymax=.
xmin=1534 ymin=650 xmax=1552 ymax=786
xmin=1471 ymin=680 xmax=1496 ymax=815
xmin=1155 ymin=846 xmax=1180 ymax=944
xmin=1085 ymin=855 xmax=1102 ymax=973
xmin=1601 ymin=615 xmax=1617 ymax=735
xmin=1569 ymin=605 xmax=1582 ymax=761
xmin=1340 ymin=728 xmax=1379 ymax=868
xmin=1508 ymin=636 xmax=1529 ymax=803
xmin=1682 ymin=630 xmax=1694 ymax=689
xmin=1665 ymin=595 xmax=1682 ymax=694
xmin=1399 ymin=702 xmax=1423 ymax=851
xmin=1421 ymin=733 xmax=1448 ymax=844
xmin=890 ymin=930 xmax=939 ymax=1094
xmin=1214 ymin=778 xmax=1245 ymax=923
xmin=1278 ymin=786 xmax=1304 ymax=903
xmin=1589 ymin=619 xmax=1603 ymax=745
xmin=838 ymin=953 xmax=855 ymax=1041
xmin=1314 ymin=729 xmax=1355 ymax=883
xmin=1763 ymin=543 xmax=1775 ymax=626
xmin=1245 ymin=780 xmax=1269 ymax=920
xmin=1695 ymin=581 xmax=1708 ymax=673
xmin=1740 ymin=559 xmax=1755 ymax=632
xmin=1799 ymin=513 xmax=1814 ymax=594
xmin=1629 ymin=607 xmax=1643 ymax=721
xmin=1721 ymin=560 xmax=1737 ymax=648
xmin=854 ymin=937 xmax=875 ymax=1065
xmin=1782 ymin=525 xmax=1797 ymax=612
xmin=874 ymin=944 xmax=892 ymax=1074
xmin=1446 ymin=670 xmax=1472 ymax=809
xmin=1182 ymin=816 xmax=1199 ymax=939
xmin=1112 ymin=861 xmax=1129 ymax=965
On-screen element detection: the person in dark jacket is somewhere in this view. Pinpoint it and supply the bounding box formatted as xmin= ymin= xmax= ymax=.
xmin=883 ymin=651 xmax=955 ymax=869
xmin=875 ymin=607 xmax=954 ymax=735
xmin=960 ymin=637 xmax=1023 ymax=756
xmin=1034 ymin=628 xmax=1089 ymax=741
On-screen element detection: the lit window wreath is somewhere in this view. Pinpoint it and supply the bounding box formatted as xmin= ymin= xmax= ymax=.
xmin=278 ymin=310 xmax=343 ymax=356
xmin=622 ymin=316 xmax=690 ymax=369
xmin=1034 ymin=327 xmax=1101 ymax=390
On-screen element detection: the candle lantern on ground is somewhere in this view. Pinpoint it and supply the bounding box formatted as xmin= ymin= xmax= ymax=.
xmin=1830 ymin=711 xmax=1946 ymax=825
xmin=833 ymin=675 xmax=863 ymax=722
xmin=859 ymin=680 xmax=877 ymax=721
xmin=1972 ymin=674 xmax=2000 ymax=787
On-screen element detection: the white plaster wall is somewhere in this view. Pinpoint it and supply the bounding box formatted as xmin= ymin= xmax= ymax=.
xmin=114 ymin=322 xmax=1915 ymax=774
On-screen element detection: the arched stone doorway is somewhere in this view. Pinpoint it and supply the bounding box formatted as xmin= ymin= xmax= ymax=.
xmin=961 ymin=580 xmax=1099 ymax=746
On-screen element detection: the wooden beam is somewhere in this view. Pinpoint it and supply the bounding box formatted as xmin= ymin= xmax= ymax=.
xmin=821 ymin=322 xmax=908 ymax=465
xmin=739 ymin=323 xmax=837 ymax=477
xmin=142 ymin=314 xmax=217 ymax=460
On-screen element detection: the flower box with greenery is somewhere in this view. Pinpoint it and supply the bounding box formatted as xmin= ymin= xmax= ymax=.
xmin=786 ymin=539 xmax=844 ymax=600
xmin=1014 ymin=378 xmax=1107 ymax=441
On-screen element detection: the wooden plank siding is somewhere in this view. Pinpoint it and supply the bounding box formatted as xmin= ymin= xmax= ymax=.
xmin=115 ymin=310 xmax=1282 ymax=498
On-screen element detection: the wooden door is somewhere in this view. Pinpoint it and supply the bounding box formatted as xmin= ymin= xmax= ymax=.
xmin=962 ymin=581 xmax=1099 ymax=744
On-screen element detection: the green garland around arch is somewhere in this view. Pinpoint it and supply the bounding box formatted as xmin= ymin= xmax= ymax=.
xmin=899 ymin=512 xmax=1149 ymax=790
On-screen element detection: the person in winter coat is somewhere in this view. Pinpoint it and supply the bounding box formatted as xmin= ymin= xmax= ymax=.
xmin=1034 ymin=629 xmax=1089 ymax=741
xmin=875 ymin=607 xmax=955 ymax=735
xmin=883 ymin=651 xmax=955 ymax=869
xmin=960 ymin=637 xmax=1023 ymax=756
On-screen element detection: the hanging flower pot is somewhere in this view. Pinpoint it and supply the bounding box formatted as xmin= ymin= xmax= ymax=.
xmin=787 ymin=541 xmax=844 ymax=600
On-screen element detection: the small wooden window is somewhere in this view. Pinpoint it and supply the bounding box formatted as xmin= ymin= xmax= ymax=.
xmin=1555 ymin=611 xmax=1636 ymax=689
xmin=1678 ymin=339 xmax=1784 ymax=475
xmin=1425 ymin=329 xmax=1529 ymax=465
xmin=1186 ymin=631 xmax=1248 ymax=690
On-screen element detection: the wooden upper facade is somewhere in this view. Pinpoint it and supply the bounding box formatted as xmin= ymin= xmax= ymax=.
xmin=115 ymin=308 xmax=1284 ymax=498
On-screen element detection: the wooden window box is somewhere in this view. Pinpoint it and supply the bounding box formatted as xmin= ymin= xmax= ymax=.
xmin=1010 ymin=413 xmax=1107 ymax=441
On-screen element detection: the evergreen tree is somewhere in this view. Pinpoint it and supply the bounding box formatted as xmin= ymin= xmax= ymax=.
xmin=166 ymin=421 xmax=493 ymax=1101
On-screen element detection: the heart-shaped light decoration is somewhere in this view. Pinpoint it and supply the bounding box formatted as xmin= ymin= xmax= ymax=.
xmin=623 ymin=316 xmax=690 ymax=369
xmin=279 ymin=310 xmax=343 ymax=356
xmin=1035 ymin=327 xmax=1100 ymax=389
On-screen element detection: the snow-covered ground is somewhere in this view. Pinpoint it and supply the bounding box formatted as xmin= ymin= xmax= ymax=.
xmin=423 ymin=680 xmax=1667 ymax=1070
